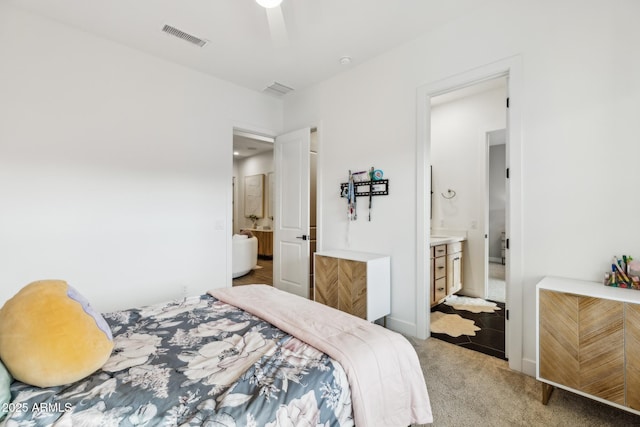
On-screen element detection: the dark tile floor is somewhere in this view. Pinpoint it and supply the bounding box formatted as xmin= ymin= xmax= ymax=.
xmin=430 ymin=298 xmax=506 ymax=360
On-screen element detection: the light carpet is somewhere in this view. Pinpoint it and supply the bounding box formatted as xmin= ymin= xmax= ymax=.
xmin=409 ymin=338 xmax=640 ymax=427
xmin=430 ymin=311 xmax=480 ymax=337
xmin=444 ymin=295 xmax=501 ymax=313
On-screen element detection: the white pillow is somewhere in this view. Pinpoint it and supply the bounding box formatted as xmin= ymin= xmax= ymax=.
xmin=233 ymin=234 xmax=248 ymax=240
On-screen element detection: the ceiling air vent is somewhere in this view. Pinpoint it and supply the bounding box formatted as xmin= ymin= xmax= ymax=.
xmin=263 ymin=82 xmax=294 ymax=96
xmin=162 ymin=24 xmax=208 ymax=47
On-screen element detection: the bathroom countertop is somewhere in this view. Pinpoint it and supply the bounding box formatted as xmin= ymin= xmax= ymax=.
xmin=430 ymin=235 xmax=466 ymax=246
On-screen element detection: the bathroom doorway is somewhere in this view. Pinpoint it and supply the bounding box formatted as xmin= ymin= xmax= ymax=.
xmin=429 ymin=77 xmax=507 ymax=360
xmin=430 ymin=77 xmax=507 ymax=301
xmin=416 ymin=55 xmax=524 ymax=372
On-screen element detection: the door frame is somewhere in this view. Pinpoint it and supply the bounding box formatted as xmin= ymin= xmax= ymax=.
xmin=416 ymin=56 xmax=524 ymax=373
xmin=229 ymin=123 xmax=323 ymax=296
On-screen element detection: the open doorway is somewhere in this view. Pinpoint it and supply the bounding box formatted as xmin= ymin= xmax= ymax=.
xmin=416 ymin=55 xmax=525 ymax=372
xmin=430 ymin=77 xmax=507 ymax=300
xmin=231 ymin=128 xmax=319 ymax=295
xmin=429 ymin=76 xmax=508 ymax=360
xmin=232 ymin=130 xmax=274 ymax=286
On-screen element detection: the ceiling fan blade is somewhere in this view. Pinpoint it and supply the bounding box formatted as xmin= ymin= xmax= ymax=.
xmin=265 ymin=6 xmax=288 ymax=46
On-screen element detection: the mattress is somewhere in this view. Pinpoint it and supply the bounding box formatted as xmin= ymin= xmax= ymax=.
xmin=4 ymin=293 xmax=353 ymax=426
xmin=4 ymin=285 xmax=432 ymax=426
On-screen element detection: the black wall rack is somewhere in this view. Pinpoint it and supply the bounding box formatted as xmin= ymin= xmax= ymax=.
xmin=340 ymin=179 xmax=389 ymax=198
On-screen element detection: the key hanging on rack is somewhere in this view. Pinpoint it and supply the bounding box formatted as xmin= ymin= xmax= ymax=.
xmin=347 ymin=170 xmax=356 ymax=221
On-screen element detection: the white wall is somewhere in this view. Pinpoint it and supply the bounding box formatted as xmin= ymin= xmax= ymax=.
xmin=284 ymin=0 xmax=640 ymax=373
xmin=431 ymin=86 xmax=507 ymax=297
xmin=0 ymin=4 xmax=282 ymax=312
xmin=233 ymin=150 xmax=274 ymax=233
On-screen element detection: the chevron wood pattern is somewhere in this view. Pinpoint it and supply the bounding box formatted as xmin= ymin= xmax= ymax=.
xmin=626 ymin=303 xmax=640 ymax=409
xmin=314 ymin=255 xmax=338 ymax=308
xmin=338 ymin=259 xmax=367 ymax=319
xmin=314 ymin=255 xmax=368 ymax=320
xmin=540 ymin=290 xmax=627 ymax=406
xmin=578 ymin=297 xmax=624 ymax=404
xmin=539 ymin=290 xmax=580 ymax=389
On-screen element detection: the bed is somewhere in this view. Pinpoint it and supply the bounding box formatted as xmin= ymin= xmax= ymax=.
xmin=3 ymin=285 xmax=432 ymax=426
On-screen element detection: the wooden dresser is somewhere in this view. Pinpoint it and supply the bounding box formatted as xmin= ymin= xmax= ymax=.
xmin=313 ymin=250 xmax=390 ymax=322
xmin=537 ymin=276 xmax=640 ymax=415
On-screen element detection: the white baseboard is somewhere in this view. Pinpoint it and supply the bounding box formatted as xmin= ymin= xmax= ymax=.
xmin=521 ymin=357 xmax=536 ymax=377
xmin=385 ymin=316 xmax=417 ymax=337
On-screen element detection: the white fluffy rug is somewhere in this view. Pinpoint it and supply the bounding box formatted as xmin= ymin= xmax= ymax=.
xmin=444 ymin=295 xmax=501 ymax=313
xmin=430 ymin=311 xmax=480 ymax=337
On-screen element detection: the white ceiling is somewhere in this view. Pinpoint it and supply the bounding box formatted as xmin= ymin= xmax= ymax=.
xmin=7 ymin=0 xmax=493 ymax=95
xmin=233 ymin=133 xmax=273 ymax=159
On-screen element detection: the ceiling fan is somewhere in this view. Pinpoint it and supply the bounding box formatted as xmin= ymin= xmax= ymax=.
xmin=256 ymin=0 xmax=288 ymax=45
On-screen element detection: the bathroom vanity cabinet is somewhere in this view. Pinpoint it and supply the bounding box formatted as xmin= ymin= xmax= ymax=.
xmin=446 ymin=241 xmax=463 ymax=295
xmin=431 ymin=245 xmax=447 ymax=305
xmin=430 ymin=238 xmax=465 ymax=306
xmin=313 ymin=250 xmax=390 ymax=322
xmin=537 ymin=277 xmax=640 ymax=415
xmin=246 ymin=229 xmax=273 ymax=258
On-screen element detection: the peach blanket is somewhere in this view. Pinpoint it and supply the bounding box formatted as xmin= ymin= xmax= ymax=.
xmin=209 ymin=285 xmax=433 ymax=427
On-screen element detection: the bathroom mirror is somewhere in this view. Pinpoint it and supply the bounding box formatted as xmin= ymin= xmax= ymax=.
xmin=244 ymin=174 xmax=264 ymax=218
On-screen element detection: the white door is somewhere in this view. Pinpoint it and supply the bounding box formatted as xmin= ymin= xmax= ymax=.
xmin=273 ymin=128 xmax=311 ymax=298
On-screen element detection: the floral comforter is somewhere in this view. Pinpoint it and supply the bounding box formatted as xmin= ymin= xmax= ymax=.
xmin=3 ymin=295 xmax=353 ymax=426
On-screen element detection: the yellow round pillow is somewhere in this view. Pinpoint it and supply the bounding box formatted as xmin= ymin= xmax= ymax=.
xmin=0 ymin=280 xmax=114 ymax=388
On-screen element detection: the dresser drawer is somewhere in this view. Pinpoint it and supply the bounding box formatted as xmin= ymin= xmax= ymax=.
xmin=433 ymin=244 xmax=447 ymax=257
xmin=434 ymin=255 xmax=447 ymax=279
xmin=434 ymin=277 xmax=447 ymax=302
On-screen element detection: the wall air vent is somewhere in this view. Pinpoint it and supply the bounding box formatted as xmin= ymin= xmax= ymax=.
xmin=162 ymin=24 xmax=208 ymax=47
xmin=263 ymin=82 xmax=294 ymax=96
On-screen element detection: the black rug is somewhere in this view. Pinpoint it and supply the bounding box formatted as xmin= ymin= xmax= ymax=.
xmin=430 ymin=297 xmax=506 ymax=360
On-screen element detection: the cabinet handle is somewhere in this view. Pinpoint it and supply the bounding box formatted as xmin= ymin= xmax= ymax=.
xmin=437 ymin=266 xmax=445 ymax=269
xmin=437 ymin=287 xmax=445 ymax=291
